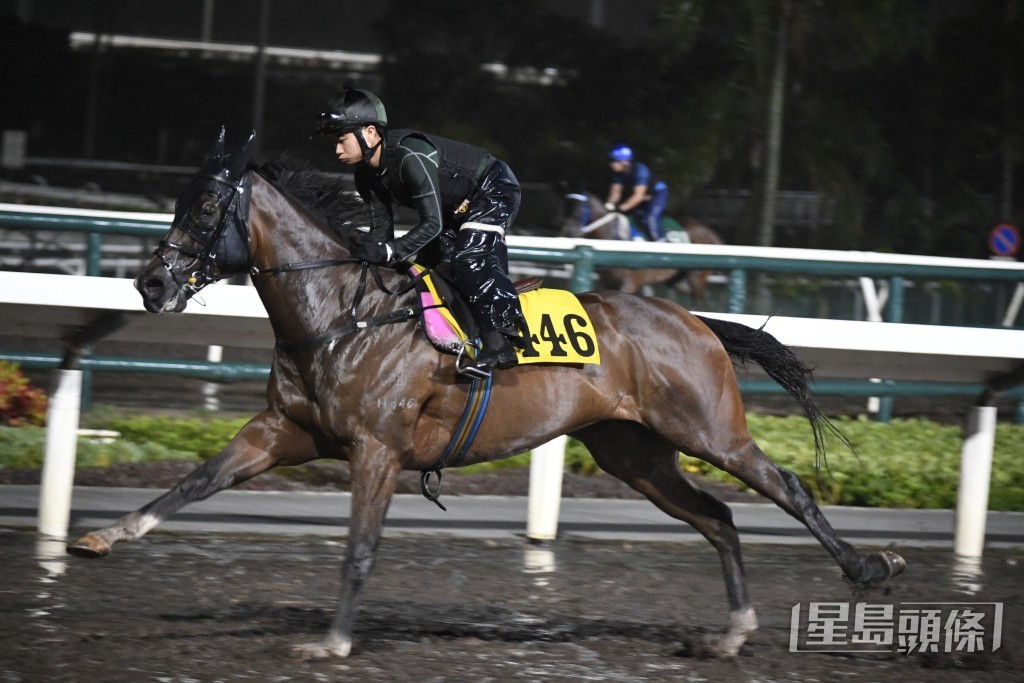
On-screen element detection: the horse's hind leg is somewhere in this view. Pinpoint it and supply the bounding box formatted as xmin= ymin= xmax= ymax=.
xmin=67 ymin=410 xmax=316 ymax=557
xmin=574 ymin=421 xmax=758 ymax=656
xmin=689 ymin=433 xmax=903 ymax=587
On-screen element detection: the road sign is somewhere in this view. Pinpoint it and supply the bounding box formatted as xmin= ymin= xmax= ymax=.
xmin=989 ymin=223 xmax=1020 ymax=257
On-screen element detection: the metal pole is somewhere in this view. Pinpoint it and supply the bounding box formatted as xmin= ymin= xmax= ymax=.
xmin=203 ymin=344 xmax=223 ymax=411
xmin=201 ymin=0 xmax=215 ymax=41
xmin=1002 ymin=282 xmax=1024 ymax=327
xmin=86 ymin=232 xmax=102 ymax=276
xmin=954 ymin=406 xmax=996 ymax=557
xmin=251 ymin=0 xmax=270 ymax=157
xmin=37 ymin=369 xmax=83 ymax=539
xmin=526 ymin=435 xmax=567 ymax=542
xmin=887 ymin=276 xmax=905 ymax=323
xmin=728 ymin=269 xmax=747 ymax=313
xmin=568 ymin=245 xmax=594 ymax=293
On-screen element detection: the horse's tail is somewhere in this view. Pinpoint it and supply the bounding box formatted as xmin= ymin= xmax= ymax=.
xmin=696 ymin=314 xmax=852 ymax=469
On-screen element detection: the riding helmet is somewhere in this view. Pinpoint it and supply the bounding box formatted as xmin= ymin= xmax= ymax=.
xmin=609 ymin=143 xmax=633 ymax=163
xmin=313 ymin=86 xmax=388 ymax=137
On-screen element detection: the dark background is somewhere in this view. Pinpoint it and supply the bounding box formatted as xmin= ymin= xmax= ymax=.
xmin=1 ymin=0 xmax=1021 ymax=253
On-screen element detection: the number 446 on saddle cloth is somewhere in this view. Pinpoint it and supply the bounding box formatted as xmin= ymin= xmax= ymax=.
xmin=516 ymin=288 xmax=601 ymax=365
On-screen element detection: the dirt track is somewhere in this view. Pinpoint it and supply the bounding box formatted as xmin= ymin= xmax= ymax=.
xmin=2 ymin=530 xmax=1020 ymax=682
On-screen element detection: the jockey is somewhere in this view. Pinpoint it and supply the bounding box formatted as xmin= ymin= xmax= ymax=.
xmin=313 ymin=85 xmax=528 ymax=376
xmin=604 ymin=143 xmax=669 ymax=241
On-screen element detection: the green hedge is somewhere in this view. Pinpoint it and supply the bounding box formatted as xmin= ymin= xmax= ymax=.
xmin=2 ymin=411 xmax=1023 ymax=511
xmin=678 ymin=415 xmax=1024 ymax=511
xmin=0 ymin=425 xmax=200 ymax=469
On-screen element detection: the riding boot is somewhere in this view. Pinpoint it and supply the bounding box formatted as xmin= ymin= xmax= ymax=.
xmin=453 ymin=227 xmax=529 ymax=376
xmin=466 ymin=328 xmax=519 ymax=376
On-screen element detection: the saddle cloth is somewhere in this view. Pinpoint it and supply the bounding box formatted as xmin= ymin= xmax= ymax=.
xmin=409 ymin=264 xmax=601 ymax=366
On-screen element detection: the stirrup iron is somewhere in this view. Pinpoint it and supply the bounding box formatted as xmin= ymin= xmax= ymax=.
xmin=455 ymin=339 xmax=492 ymax=380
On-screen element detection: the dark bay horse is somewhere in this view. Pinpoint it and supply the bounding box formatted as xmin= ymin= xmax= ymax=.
xmin=562 ymin=191 xmax=724 ymax=307
xmin=67 ymin=131 xmax=903 ymax=659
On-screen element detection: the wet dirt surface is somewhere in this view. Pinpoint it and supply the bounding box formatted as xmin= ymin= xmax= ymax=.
xmin=2 ymin=529 xmax=1020 ymax=682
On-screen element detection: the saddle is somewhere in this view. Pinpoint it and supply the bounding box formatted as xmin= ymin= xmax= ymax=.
xmin=409 ymin=264 xmax=539 ymax=356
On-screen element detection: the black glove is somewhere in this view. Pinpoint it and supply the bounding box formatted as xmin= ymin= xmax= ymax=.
xmin=351 ymin=236 xmax=393 ymax=264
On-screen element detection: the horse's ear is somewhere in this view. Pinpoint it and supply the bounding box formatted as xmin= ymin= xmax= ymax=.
xmin=203 ymin=126 xmax=227 ymax=173
xmin=226 ymin=130 xmax=256 ymax=180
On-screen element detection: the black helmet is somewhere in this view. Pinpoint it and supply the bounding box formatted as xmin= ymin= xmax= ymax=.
xmin=313 ymin=87 xmax=388 ymax=137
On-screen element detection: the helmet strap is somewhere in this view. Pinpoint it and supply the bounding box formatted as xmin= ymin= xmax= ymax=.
xmin=354 ymin=128 xmax=383 ymax=167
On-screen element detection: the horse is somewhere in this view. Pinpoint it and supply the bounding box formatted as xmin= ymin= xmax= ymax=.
xmin=562 ymin=191 xmax=724 ymax=307
xmin=66 ymin=130 xmax=904 ymax=659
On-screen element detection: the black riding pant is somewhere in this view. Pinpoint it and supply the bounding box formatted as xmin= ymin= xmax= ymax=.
xmin=451 ymin=161 xmax=528 ymax=337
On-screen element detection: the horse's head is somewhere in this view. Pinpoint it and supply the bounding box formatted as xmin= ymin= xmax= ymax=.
xmin=136 ymin=128 xmax=255 ymax=313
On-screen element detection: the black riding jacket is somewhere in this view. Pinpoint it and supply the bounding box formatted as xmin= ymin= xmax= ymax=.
xmin=354 ymin=129 xmax=495 ymax=261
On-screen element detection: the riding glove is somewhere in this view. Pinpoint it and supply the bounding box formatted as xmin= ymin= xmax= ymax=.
xmin=604 ymin=202 xmax=617 ymax=212
xmin=351 ymin=237 xmax=393 ymax=265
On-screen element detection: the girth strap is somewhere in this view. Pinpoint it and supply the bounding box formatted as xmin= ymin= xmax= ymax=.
xmin=420 ymin=373 xmax=493 ymax=511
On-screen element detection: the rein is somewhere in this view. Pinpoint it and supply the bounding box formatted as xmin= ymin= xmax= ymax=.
xmin=158 ymin=165 xmax=433 ymax=353
xmin=161 ymin=160 xmax=488 ymax=511
xmin=263 ymin=262 xmax=432 ymax=353
xmin=579 ymin=211 xmax=622 ymax=235
xmin=566 ymin=192 xmax=621 ymax=235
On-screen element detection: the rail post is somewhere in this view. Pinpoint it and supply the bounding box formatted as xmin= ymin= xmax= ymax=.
xmin=728 ymin=269 xmax=747 ymax=313
xmin=568 ymin=245 xmax=594 ymax=293
xmin=954 ymin=406 xmax=996 ymax=557
xmin=37 ymin=369 xmax=83 ymax=539
xmin=526 ymin=435 xmax=568 ymax=542
xmin=86 ymin=232 xmax=103 ymax=276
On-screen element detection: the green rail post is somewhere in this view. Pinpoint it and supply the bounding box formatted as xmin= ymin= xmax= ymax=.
xmin=728 ymin=269 xmax=747 ymax=313
xmin=86 ymin=233 xmax=103 ymax=277
xmin=887 ymin=276 xmax=906 ymax=323
xmin=569 ymin=245 xmax=594 ymax=294
xmin=872 ymin=275 xmax=908 ymax=423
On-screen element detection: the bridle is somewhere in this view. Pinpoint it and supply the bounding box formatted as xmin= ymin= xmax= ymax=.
xmin=154 ymin=170 xmax=252 ymax=300
xmin=154 ymin=162 xmax=430 ymax=352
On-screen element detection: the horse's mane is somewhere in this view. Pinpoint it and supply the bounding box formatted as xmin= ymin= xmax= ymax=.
xmin=253 ymin=158 xmax=370 ymax=234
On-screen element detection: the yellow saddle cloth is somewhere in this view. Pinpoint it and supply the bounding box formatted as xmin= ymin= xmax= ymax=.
xmin=412 ymin=266 xmax=600 ymax=366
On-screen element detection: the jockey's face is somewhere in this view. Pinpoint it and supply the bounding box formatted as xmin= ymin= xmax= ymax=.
xmin=335 ymin=125 xmax=382 ymax=167
xmin=610 ymin=160 xmax=629 ymax=173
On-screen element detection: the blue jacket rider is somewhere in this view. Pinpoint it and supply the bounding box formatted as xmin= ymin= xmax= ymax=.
xmin=313 ymin=86 xmax=528 ymax=377
xmin=605 ymin=143 xmax=669 ymax=241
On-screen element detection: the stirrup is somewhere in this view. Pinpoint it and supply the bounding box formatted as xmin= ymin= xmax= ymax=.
xmin=455 ymin=339 xmax=492 ymax=380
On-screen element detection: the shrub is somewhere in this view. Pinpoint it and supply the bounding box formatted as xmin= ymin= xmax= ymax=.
xmin=0 ymin=425 xmax=199 ymax=469
xmin=0 ymin=362 xmax=48 ymax=427
xmin=96 ymin=413 xmax=250 ymax=460
xmin=678 ymin=415 xmax=1024 ymax=511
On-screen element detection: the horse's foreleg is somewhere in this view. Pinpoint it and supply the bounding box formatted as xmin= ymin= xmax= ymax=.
xmin=67 ymin=410 xmax=315 ymax=557
xmin=577 ymin=423 xmax=757 ymax=656
xmin=293 ymin=444 xmax=400 ymax=659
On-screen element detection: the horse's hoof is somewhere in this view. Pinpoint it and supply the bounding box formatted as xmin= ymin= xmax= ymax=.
xmin=712 ymin=607 xmax=758 ymax=656
xmin=291 ymin=634 xmax=352 ymax=660
xmin=857 ymin=549 xmax=905 ymax=585
xmin=880 ymin=549 xmax=906 ymax=579
xmin=66 ymin=533 xmax=111 ymax=558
